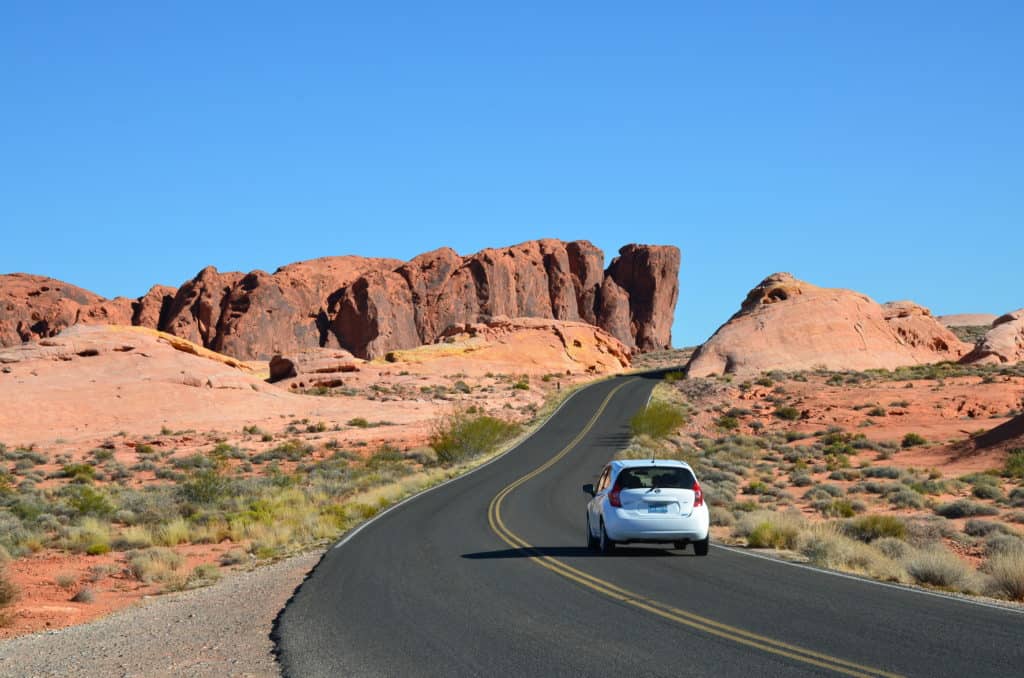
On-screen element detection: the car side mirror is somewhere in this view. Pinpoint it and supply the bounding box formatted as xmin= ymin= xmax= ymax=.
xmin=582 ymin=483 xmax=595 ymax=497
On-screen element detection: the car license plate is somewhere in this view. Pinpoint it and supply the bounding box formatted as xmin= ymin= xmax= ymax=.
xmin=647 ymin=504 xmax=668 ymax=514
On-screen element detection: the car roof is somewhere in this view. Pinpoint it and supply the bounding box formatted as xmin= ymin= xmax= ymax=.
xmin=608 ymin=458 xmax=692 ymax=472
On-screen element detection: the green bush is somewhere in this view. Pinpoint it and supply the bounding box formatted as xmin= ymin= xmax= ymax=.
xmin=1005 ymin=449 xmax=1024 ymax=479
xmin=630 ymin=401 xmax=685 ymax=439
xmin=934 ymin=499 xmax=1000 ymax=519
xmin=429 ymin=412 xmax=521 ymax=465
xmin=716 ymin=415 xmax=740 ymax=431
xmin=65 ymin=485 xmax=114 ymax=517
xmin=774 ymin=406 xmax=801 ymax=421
xmin=845 ymin=515 xmax=906 ymax=542
xmin=902 ymin=433 xmax=927 ymax=448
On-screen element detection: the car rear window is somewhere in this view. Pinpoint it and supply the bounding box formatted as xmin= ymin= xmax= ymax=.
xmin=617 ymin=466 xmax=695 ymax=490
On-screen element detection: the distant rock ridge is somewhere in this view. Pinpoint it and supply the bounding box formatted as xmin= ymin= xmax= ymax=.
xmin=0 ymin=240 xmax=679 ymax=360
xmin=684 ymin=272 xmax=970 ymax=377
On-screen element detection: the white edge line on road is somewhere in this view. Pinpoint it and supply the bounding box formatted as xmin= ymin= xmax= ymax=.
xmin=713 ymin=543 xmax=1024 ymax=616
xmin=333 ymin=377 xmax=615 ymax=550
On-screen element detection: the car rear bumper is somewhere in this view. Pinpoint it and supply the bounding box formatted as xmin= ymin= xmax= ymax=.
xmin=604 ymin=506 xmax=709 ymax=543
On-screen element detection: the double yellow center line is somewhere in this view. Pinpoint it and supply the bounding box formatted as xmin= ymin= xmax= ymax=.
xmin=487 ymin=379 xmax=901 ymax=678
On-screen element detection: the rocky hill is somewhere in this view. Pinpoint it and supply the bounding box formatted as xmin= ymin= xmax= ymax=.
xmin=1 ymin=240 xmax=679 ymax=360
xmin=961 ymin=309 xmax=1024 ymax=365
xmin=684 ymin=273 xmax=970 ymax=376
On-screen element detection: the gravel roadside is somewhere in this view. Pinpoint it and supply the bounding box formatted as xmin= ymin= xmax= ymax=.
xmin=0 ymin=549 xmax=324 ymax=677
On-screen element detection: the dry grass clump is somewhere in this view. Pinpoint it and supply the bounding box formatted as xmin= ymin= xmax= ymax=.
xmin=796 ymin=524 xmax=904 ymax=582
xmin=903 ymin=548 xmax=979 ymax=592
xmin=984 ymin=550 xmax=1024 ymax=600
xmin=733 ymin=511 xmax=805 ymax=550
xmin=112 ymin=525 xmax=153 ymax=550
xmin=62 ymin=518 xmax=112 ymax=555
xmin=127 ymin=547 xmax=184 ymax=583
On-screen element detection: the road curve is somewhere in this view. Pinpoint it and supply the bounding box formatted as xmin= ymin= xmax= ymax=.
xmin=274 ymin=374 xmax=1024 ymax=677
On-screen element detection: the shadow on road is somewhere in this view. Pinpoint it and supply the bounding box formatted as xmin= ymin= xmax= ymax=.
xmin=462 ymin=545 xmax=696 ymax=559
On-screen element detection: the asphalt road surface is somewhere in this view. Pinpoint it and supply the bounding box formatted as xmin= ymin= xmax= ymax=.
xmin=274 ymin=374 xmax=1024 ymax=677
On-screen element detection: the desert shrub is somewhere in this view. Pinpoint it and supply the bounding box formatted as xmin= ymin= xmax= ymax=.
xmin=815 ymin=499 xmax=857 ymax=518
xmin=63 ymin=518 xmax=111 ymax=555
xmin=710 ymin=507 xmax=736 ymax=527
xmin=845 ymin=515 xmax=906 ymax=542
xmin=55 ymin=572 xmax=77 ymax=590
xmin=972 ymin=484 xmax=1005 ymax=501
xmin=875 ymin=537 xmax=912 ymax=560
xmin=0 ymin=568 xmax=18 ymax=608
xmin=430 ymin=411 xmax=520 ymax=465
xmin=798 ymin=527 xmax=902 ymax=580
xmin=964 ymin=520 xmax=1017 ymax=538
xmin=904 ymin=516 xmax=959 ymax=547
xmin=366 ymin=445 xmax=405 ymax=470
xmin=716 ymin=415 xmax=740 ymax=431
xmin=984 ymin=550 xmax=1024 ymax=600
xmin=60 ymin=463 xmax=96 ymax=482
xmin=219 ymin=548 xmax=248 ymax=566
xmin=887 ymin=487 xmax=925 ymax=509
xmin=348 ymin=418 xmax=370 ymax=428
xmin=863 ymin=466 xmax=901 ymax=479
xmin=867 ymin=406 xmax=887 ymax=417
xmin=1010 ymin=487 xmax=1024 ymax=508
xmin=983 ymin=532 xmax=1024 ymax=557
xmin=774 ymin=406 xmax=801 ymax=421
xmin=935 ymin=500 xmax=1000 ymax=519
xmin=113 ymin=525 xmax=153 ymax=550
xmin=186 ymin=563 xmax=222 ymax=588
xmin=902 ymin=433 xmax=927 ymax=448
xmin=791 ymin=473 xmax=813 ymax=487
xmin=804 ymin=485 xmax=844 ymax=500
xmin=179 ymin=469 xmax=229 ymax=505
xmin=1005 ymin=449 xmax=1024 ymax=479
xmin=154 ymin=518 xmax=190 ymax=546
xmin=127 ymin=547 xmax=184 ymax=583
xmin=70 ymin=587 xmax=95 ymax=603
xmin=253 ymin=440 xmax=314 ymax=463
xmin=733 ymin=511 xmax=805 ymax=550
xmin=904 ymin=548 xmax=976 ymax=590
xmin=630 ymin=401 xmax=685 ymax=439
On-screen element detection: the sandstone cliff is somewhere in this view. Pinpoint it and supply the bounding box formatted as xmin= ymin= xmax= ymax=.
xmin=1 ymin=240 xmax=679 ymax=360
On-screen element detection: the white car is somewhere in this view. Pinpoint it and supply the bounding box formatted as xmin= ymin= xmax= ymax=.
xmin=583 ymin=459 xmax=710 ymax=555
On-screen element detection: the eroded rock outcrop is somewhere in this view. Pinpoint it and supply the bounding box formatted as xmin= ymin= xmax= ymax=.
xmin=1 ymin=240 xmax=680 ymax=360
xmin=0 ymin=273 xmax=135 ymax=345
xmin=685 ymin=273 xmax=970 ymax=377
xmin=961 ymin=309 xmax=1024 ymax=365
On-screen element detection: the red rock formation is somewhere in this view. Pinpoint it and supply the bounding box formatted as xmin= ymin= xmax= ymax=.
xmin=0 ymin=274 xmax=134 ymax=345
xmin=961 ymin=309 xmax=1024 ymax=365
xmin=0 ymin=240 xmax=680 ymax=360
xmin=603 ymin=244 xmax=680 ymax=350
xmin=685 ymin=273 xmax=970 ymax=377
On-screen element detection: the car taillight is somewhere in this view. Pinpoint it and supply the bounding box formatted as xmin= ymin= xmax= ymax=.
xmin=608 ymin=479 xmax=622 ymax=508
xmin=692 ymin=480 xmax=704 ymax=507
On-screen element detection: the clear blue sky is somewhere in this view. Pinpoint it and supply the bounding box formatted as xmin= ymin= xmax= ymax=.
xmin=2 ymin=2 xmax=1020 ymax=347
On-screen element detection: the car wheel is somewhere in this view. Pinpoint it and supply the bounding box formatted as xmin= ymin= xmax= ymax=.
xmin=599 ymin=521 xmax=616 ymax=554
xmin=586 ymin=516 xmax=599 ymax=551
xmin=693 ymin=535 xmax=710 ymax=556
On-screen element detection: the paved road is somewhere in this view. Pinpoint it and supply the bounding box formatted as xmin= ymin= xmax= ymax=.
xmin=274 ymin=374 xmax=1024 ymax=677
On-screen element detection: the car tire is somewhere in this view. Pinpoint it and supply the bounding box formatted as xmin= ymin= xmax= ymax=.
xmin=599 ymin=521 xmax=616 ymax=554
xmin=693 ymin=535 xmax=710 ymax=556
xmin=586 ymin=517 xmax=599 ymax=551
